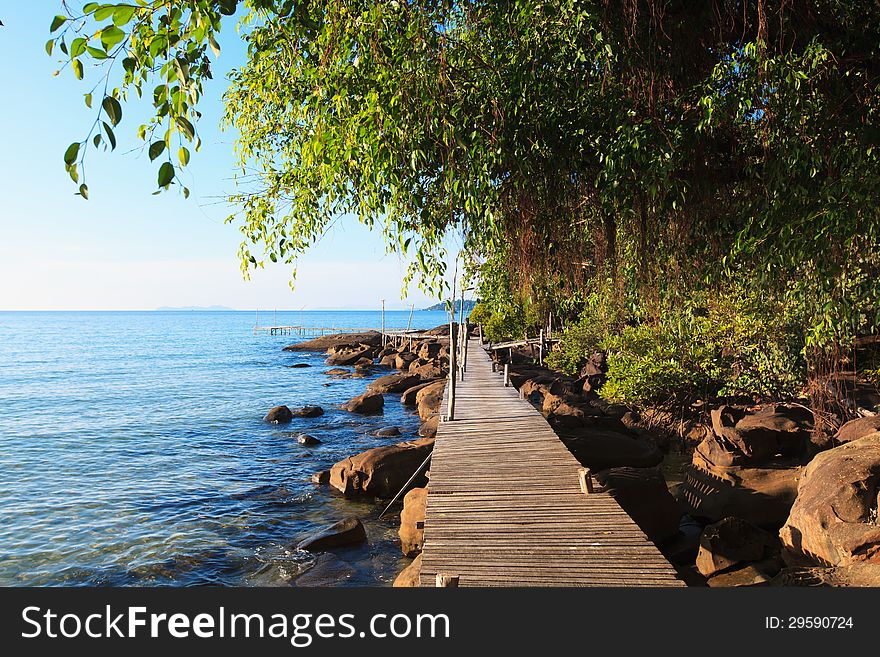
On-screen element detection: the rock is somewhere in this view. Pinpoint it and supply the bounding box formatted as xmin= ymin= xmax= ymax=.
xmin=419 ymin=416 xmax=440 ymax=438
xmin=399 ymin=487 xmax=427 ymax=557
xmin=393 ymin=554 xmax=422 ymax=587
xmin=707 ymin=563 xmax=772 ymax=587
xmin=594 ymin=467 xmax=682 ymax=544
xmin=400 ymin=380 xmax=442 ymax=406
xmin=834 ymin=416 xmax=880 ymax=444
xmin=416 ymin=381 xmax=446 ymax=421
xmin=418 ymin=341 xmax=443 ymax=360
xmin=354 ymin=357 xmax=374 ymax=367
xmin=779 ymin=432 xmax=880 ymax=567
xmin=704 ymin=404 xmax=811 ymax=466
xmin=324 ymin=368 xmax=351 ymax=377
xmin=329 ymin=437 xmax=434 ymax=497
xmin=287 ymin=363 xmax=312 ymax=368
xmin=557 ymin=428 xmax=663 ymax=471
xmin=394 ymin=353 xmax=418 ymax=370
xmin=297 ymin=434 xmax=322 ymax=446
xmin=367 ymin=372 xmax=422 ymax=394
xmin=409 ymin=361 xmax=444 ymax=379
xmin=311 ymin=470 xmax=330 ymax=484
xmin=375 ymin=426 xmax=402 ymax=437
xmin=291 ymin=405 xmax=324 ymax=418
xmin=675 ymin=449 xmax=802 ymax=528
xmin=696 ymin=517 xmax=775 ymax=577
xmin=378 ymin=353 xmax=398 ymax=367
xmin=342 ymin=392 xmax=384 ymax=415
xmin=264 ymin=405 xmax=293 ymax=424
xmin=296 ymin=517 xmax=367 ymax=551
xmin=325 ymin=347 xmax=374 ymax=366
xmin=284 ymin=331 xmax=382 ymax=352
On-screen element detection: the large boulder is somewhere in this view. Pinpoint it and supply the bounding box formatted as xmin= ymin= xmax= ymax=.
xmin=595 ymin=467 xmax=682 ymax=543
xmin=284 ymin=331 xmax=383 ymax=352
xmin=696 ymin=517 xmax=776 ymax=577
xmin=399 ymin=487 xmax=427 ymax=557
xmin=779 ymin=433 xmax=880 ymax=567
xmin=557 ymin=428 xmax=663 ymax=471
xmin=401 ymin=380 xmax=442 ymax=406
xmin=325 ymin=346 xmax=375 ymax=366
xmin=393 ymin=554 xmax=422 ymax=587
xmin=675 ymin=448 xmax=802 ymax=528
xmin=264 ymin=405 xmax=293 ymax=424
xmin=771 ymin=563 xmax=880 ymax=587
xmin=705 ymin=404 xmax=811 ymax=466
xmin=329 ymin=437 xmax=434 ymax=497
xmin=367 ymin=372 xmax=422 ymax=394
xmin=378 ymin=353 xmax=398 ymax=367
xmin=342 ymin=392 xmax=384 ymax=415
xmin=416 ymin=381 xmax=446 ymax=421
xmin=834 ymin=416 xmax=880 ymax=444
xmin=419 ymin=416 xmax=440 ymax=439
xmin=409 ymin=361 xmax=444 ymax=379
xmin=296 ymin=517 xmax=367 ymax=551
xmin=394 ymin=353 xmax=418 ymax=370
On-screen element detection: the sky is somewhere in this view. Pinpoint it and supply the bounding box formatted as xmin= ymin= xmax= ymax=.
xmin=0 ymin=5 xmax=453 ymax=311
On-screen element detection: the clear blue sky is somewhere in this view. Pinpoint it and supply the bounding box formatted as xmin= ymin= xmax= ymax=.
xmin=0 ymin=5 xmax=454 ymax=310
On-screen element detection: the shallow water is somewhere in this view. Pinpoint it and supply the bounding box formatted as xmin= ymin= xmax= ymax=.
xmin=0 ymin=310 xmax=447 ymax=586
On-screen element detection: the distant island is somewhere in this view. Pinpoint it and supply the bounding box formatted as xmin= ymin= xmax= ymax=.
xmin=422 ymin=300 xmax=477 ymax=313
xmin=156 ymin=305 xmax=235 ymax=311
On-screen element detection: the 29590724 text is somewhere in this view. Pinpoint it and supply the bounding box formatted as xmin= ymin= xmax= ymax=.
xmin=765 ymin=616 xmax=853 ymax=630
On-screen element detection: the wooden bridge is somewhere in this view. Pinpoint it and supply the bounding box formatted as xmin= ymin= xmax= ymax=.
xmin=419 ymin=336 xmax=685 ymax=587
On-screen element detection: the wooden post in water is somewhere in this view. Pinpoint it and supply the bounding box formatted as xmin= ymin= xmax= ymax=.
xmin=478 ymin=323 xmax=484 ymax=345
xmin=504 ymin=362 xmax=510 ymax=387
xmin=381 ymin=299 xmax=386 ymax=346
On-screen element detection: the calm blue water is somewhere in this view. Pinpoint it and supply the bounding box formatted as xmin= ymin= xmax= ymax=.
xmin=0 ymin=310 xmax=448 ymax=586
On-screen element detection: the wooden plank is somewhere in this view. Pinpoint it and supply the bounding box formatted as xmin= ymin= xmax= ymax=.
xmin=418 ymin=336 xmax=684 ymax=587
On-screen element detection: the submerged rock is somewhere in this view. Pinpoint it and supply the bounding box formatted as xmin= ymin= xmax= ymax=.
xmin=297 ymin=434 xmax=322 ymax=446
xmin=375 ymin=426 xmax=402 ymax=438
xmin=342 ymin=391 xmax=384 ymax=415
xmin=296 ymin=517 xmax=367 ymax=552
xmin=311 ymin=470 xmax=330 ymax=485
xmin=329 ymin=438 xmax=434 ymax=497
xmin=291 ymin=405 xmax=324 ymax=418
xmin=264 ymin=405 xmax=293 ymax=424
xmin=287 ymin=362 xmax=312 ymax=368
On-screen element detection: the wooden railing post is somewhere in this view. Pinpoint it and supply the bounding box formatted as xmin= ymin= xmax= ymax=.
xmin=504 ymin=363 xmax=510 ymax=387
xmin=538 ymin=328 xmax=544 ymax=367
xmin=447 ymin=321 xmax=456 ymax=421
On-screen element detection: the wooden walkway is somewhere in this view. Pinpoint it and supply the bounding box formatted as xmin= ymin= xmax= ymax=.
xmin=419 ymin=337 xmax=684 ymax=587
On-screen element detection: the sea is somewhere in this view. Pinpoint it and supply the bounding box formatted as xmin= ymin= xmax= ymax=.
xmin=0 ymin=310 xmax=448 ymax=586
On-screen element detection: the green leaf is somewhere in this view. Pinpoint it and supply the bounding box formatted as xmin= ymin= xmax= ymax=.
xmin=157 ymin=161 xmax=175 ymax=188
xmin=113 ymin=6 xmax=136 ymax=26
xmin=100 ymin=26 xmax=126 ymax=51
xmin=178 ymin=146 xmax=190 ymax=166
xmin=79 ymin=183 xmax=89 ymax=200
xmin=149 ymin=141 xmax=166 ymax=161
xmin=87 ymin=46 xmax=109 ymax=60
xmin=70 ymin=37 xmax=87 ymax=58
xmin=45 ymin=40 xmax=55 ymax=56
xmin=176 ymin=116 xmax=195 ymax=141
xmin=183 ymin=186 xmax=190 ymax=199
xmin=84 ymin=93 xmax=93 ymax=108
xmin=50 ymin=15 xmax=67 ymax=33
xmin=102 ymin=122 xmax=117 ymax=150
xmin=72 ymin=58 xmax=84 ymax=80
xmin=83 ymin=3 xmax=100 ymax=13
xmin=93 ymin=134 xmax=102 ymax=148
xmin=94 ymin=6 xmax=116 ymax=21
xmin=64 ymin=142 xmax=80 ymax=166
xmin=208 ymin=33 xmax=221 ymax=58
xmin=68 ymin=164 xmax=79 ymax=184
xmin=102 ymin=96 xmax=122 ymax=126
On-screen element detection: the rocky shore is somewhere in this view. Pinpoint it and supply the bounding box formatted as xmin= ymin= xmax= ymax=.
xmin=266 ymin=328 xmax=449 ymax=586
xmin=269 ymin=331 xmax=879 ymax=587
